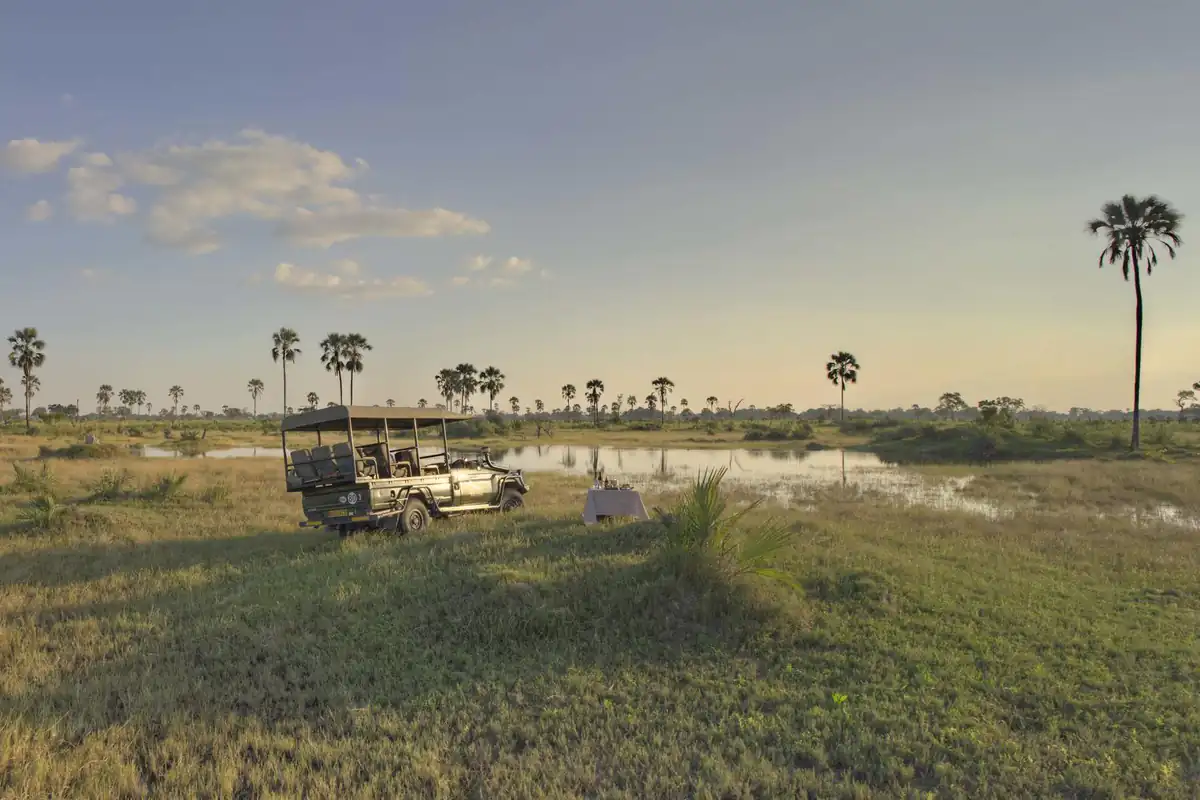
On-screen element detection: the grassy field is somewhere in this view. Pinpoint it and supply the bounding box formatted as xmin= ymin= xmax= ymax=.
xmin=1 ymin=449 xmax=1198 ymax=797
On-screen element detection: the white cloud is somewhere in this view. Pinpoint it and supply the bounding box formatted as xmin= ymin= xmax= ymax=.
xmin=66 ymin=164 xmax=136 ymax=221
xmin=277 ymin=205 xmax=489 ymax=248
xmin=25 ymin=200 xmax=52 ymax=222
xmin=273 ymin=261 xmax=432 ymax=300
xmin=502 ymin=256 xmax=533 ymax=275
xmin=4 ymin=128 xmax=489 ymax=254
xmin=451 ymin=254 xmax=544 ymax=288
xmin=2 ymin=138 xmax=81 ymax=173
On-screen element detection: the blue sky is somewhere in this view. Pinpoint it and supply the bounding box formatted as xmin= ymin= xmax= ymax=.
xmin=2 ymin=0 xmax=1198 ymax=414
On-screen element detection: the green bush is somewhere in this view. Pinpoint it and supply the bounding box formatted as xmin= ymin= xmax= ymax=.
xmin=6 ymin=462 xmax=57 ymax=496
xmin=87 ymin=468 xmax=134 ymax=501
xmin=656 ymin=467 xmax=798 ymax=587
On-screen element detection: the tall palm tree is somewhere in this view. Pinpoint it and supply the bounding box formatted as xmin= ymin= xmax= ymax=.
xmin=272 ymin=327 xmax=301 ymax=416
xmin=455 ymin=364 xmax=478 ymax=412
xmin=192 ymin=404 xmax=200 ymax=415
xmin=319 ymin=332 xmax=345 ymax=404
xmin=585 ymin=379 xmax=605 ymax=426
xmin=479 ymin=366 xmax=505 ymax=410
xmin=97 ymin=384 xmax=114 ymax=414
xmin=628 ymin=395 xmax=637 ymax=413
xmin=651 ymin=377 xmax=674 ymax=425
xmin=706 ymin=396 xmax=718 ymax=412
xmin=825 ymin=351 xmax=860 ymax=422
xmin=509 ymin=396 xmax=520 ymax=415
xmin=247 ymin=378 xmax=265 ymax=416
xmin=7 ymin=328 xmax=46 ymax=433
xmin=0 ymin=381 xmax=11 ymax=422
xmin=341 ymin=333 xmax=372 ymax=405
xmin=561 ymin=384 xmax=576 ymax=412
xmin=386 ymin=398 xmax=395 ymax=407
xmin=134 ymin=389 xmax=147 ymax=416
xmin=417 ymin=398 xmax=427 ymax=408
xmin=645 ymin=393 xmax=657 ymax=412
xmin=435 ymin=369 xmax=459 ymax=411
xmin=1087 ymin=194 xmax=1184 ymax=450
xmin=535 ymin=399 xmax=544 ymax=414
xmin=306 ymin=391 xmax=319 ymax=410
xmin=169 ymin=385 xmax=185 ymax=417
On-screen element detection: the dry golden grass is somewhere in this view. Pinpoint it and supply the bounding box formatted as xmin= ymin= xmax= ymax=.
xmin=0 ymin=451 xmax=1197 ymax=797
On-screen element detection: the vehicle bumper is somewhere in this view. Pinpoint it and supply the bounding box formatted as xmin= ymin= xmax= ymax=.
xmin=298 ymin=511 xmax=387 ymax=528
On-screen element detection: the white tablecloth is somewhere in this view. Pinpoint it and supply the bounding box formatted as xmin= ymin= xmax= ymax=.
xmin=582 ymin=489 xmax=650 ymax=525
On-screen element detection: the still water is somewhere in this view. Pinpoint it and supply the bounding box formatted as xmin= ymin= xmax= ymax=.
xmin=139 ymin=443 xmax=1197 ymax=528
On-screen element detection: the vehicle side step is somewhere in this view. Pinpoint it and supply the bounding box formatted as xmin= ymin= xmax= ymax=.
xmin=438 ymin=502 xmax=498 ymax=514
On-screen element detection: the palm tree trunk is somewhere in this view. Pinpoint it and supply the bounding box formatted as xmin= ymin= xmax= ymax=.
xmin=337 ymin=372 xmax=344 ymax=405
xmin=1131 ymin=254 xmax=1144 ymax=450
xmin=282 ymin=363 xmax=288 ymax=417
xmin=24 ymin=371 xmax=31 ymax=434
xmin=840 ymin=383 xmax=845 ymax=422
xmin=349 ymin=371 xmax=355 ymax=405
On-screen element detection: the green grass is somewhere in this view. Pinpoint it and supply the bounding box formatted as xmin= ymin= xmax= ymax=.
xmin=0 ymin=456 xmax=1198 ymax=796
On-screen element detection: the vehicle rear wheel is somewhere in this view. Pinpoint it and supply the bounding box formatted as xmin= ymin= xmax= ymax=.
xmin=500 ymin=488 xmax=525 ymax=512
xmin=399 ymin=497 xmax=430 ymax=534
xmin=336 ymin=524 xmax=351 ymax=538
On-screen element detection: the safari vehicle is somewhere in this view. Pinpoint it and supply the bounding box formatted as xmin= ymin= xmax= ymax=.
xmin=281 ymin=405 xmax=529 ymax=535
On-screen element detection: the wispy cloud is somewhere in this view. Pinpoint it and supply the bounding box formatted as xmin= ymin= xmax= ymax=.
xmin=451 ymin=254 xmax=545 ymax=289
xmin=272 ymin=260 xmax=432 ymax=300
xmin=1 ymin=128 xmax=489 ymax=254
xmin=25 ymin=200 xmax=52 ymax=222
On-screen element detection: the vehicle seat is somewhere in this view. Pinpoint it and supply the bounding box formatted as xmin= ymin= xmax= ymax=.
xmin=311 ymin=445 xmax=338 ymax=479
xmin=290 ymin=449 xmax=318 ymax=483
xmin=394 ymin=449 xmax=419 ymax=477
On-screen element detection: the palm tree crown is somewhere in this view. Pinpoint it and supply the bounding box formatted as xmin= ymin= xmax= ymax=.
xmin=319 ymin=333 xmax=346 ymax=404
xmin=479 ymin=366 xmax=505 ymax=410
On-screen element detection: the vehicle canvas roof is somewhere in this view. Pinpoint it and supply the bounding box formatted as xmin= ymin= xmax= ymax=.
xmin=281 ymin=404 xmax=471 ymax=432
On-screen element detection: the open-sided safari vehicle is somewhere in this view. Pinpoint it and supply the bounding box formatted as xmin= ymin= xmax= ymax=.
xmin=282 ymin=405 xmax=529 ymax=535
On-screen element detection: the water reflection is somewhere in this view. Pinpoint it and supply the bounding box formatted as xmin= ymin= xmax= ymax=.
xmin=141 ymin=446 xmax=274 ymax=459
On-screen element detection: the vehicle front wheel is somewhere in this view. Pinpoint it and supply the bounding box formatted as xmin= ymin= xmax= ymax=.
xmin=398 ymin=497 xmax=430 ymax=534
xmin=500 ymin=488 xmax=525 ymax=512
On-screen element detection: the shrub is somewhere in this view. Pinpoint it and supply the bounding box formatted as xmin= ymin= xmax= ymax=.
xmin=656 ymin=467 xmax=797 ymax=587
xmin=1028 ymin=419 xmax=1057 ymax=438
xmin=7 ymin=462 xmax=56 ymax=496
xmin=704 ymin=421 xmax=719 ymax=435
xmin=145 ymin=472 xmax=188 ymax=501
xmin=1144 ymin=424 xmax=1175 ymax=447
xmin=126 ymin=426 xmax=145 ymax=438
xmin=88 ymin=468 xmax=134 ymax=501
xmin=179 ymin=428 xmax=201 ymax=441
xmin=19 ymin=494 xmax=68 ymax=531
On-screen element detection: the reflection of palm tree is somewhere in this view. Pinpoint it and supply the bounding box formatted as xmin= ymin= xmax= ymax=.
xmin=589 ymin=446 xmax=601 ymax=482
xmin=658 ymin=448 xmax=668 ymax=478
xmin=562 ymin=446 xmax=577 ymax=471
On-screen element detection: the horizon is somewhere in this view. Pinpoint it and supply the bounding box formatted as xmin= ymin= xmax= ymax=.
xmin=2 ymin=1 xmax=1198 ymax=415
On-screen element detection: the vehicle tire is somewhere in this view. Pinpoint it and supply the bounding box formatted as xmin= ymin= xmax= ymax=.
xmin=336 ymin=524 xmax=351 ymax=538
xmin=500 ymin=488 xmax=525 ymax=512
xmin=398 ymin=497 xmax=430 ymax=534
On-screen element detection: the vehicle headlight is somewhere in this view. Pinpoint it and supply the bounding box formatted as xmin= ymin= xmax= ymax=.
xmin=346 ymin=491 xmax=359 ymax=504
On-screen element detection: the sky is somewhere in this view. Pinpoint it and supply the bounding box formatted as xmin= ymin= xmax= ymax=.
xmin=1 ymin=0 xmax=1198 ymax=415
